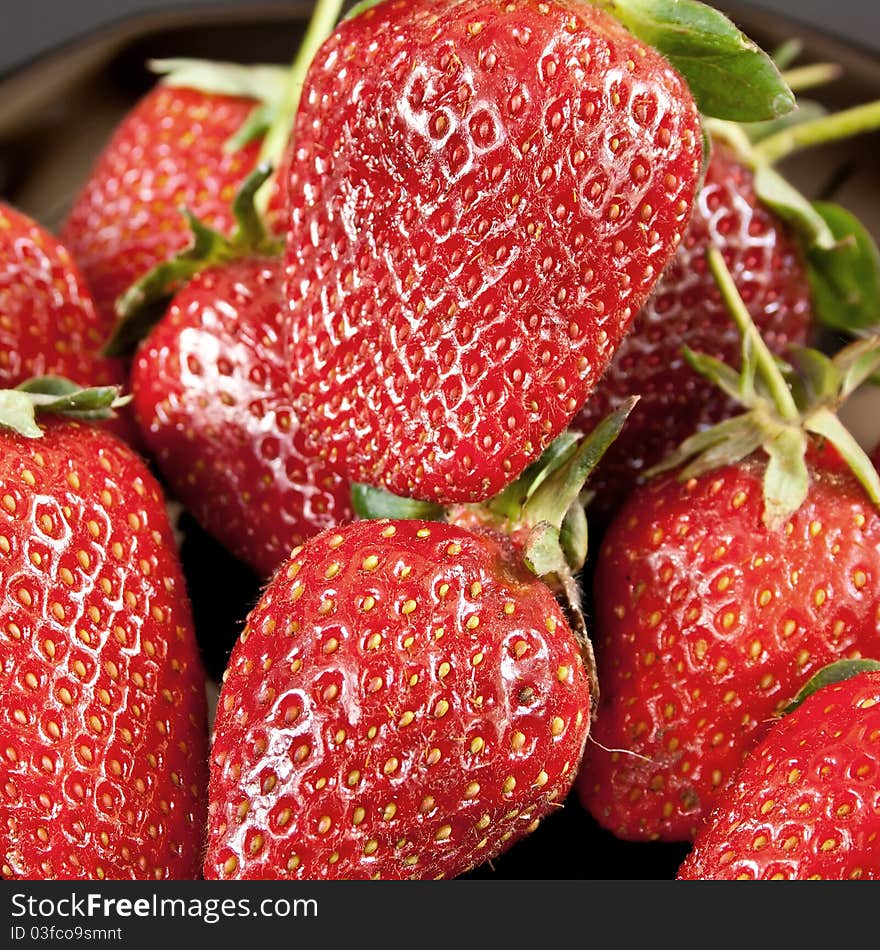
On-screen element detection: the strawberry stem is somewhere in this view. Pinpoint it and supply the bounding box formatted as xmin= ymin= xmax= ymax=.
xmin=707 ymin=248 xmax=800 ymax=423
xmin=779 ymin=62 xmax=842 ymax=94
xmin=754 ymin=99 xmax=880 ymax=164
xmin=255 ymin=0 xmax=345 ymax=213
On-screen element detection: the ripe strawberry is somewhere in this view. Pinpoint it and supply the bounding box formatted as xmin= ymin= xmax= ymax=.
xmin=284 ymin=0 xmax=705 ymax=504
xmin=204 ymin=519 xmax=590 ymax=880
xmin=0 ymin=385 xmax=208 ymax=879
xmin=0 ymin=203 xmax=127 ymax=425
xmin=60 ymin=78 xmax=278 ymax=323
xmin=576 ymin=250 xmax=880 ymax=842
xmin=203 ymin=406 xmax=634 ymax=879
xmin=572 ymin=138 xmax=811 ymax=515
xmin=678 ymin=661 xmax=880 ymax=880
xmin=131 ymin=257 xmax=351 ymax=577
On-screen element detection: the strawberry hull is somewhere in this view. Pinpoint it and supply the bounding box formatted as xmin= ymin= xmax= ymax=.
xmin=284 ymin=0 xmax=701 ymax=504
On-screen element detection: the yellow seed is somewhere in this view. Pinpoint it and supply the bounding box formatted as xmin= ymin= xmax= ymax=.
xmin=434 ymin=824 xmax=452 ymax=841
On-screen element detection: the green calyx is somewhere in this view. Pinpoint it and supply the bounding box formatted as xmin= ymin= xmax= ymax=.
xmin=104 ymin=164 xmax=281 ymax=358
xmin=780 ymin=658 xmax=880 ymax=716
xmin=351 ymin=397 xmax=638 ymax=579
xmin=0 ymin=377 xmax=130 ymax=439
xmin=650 ymin=248 xmax=880 ymax=529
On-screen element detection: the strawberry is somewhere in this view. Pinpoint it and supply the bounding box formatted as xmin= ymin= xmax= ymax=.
xmin=574 ymin=82 xmax=880 ymax=519
xmin=678 ymin=660 xmax=880 ymax=880
xmin=203 ymin=406 xmax=634 ymax=879
xmin=204 ymin=519 xmax=589 ymax=880
xmin=283 ymin=0 xmax=712 ymax=504
xmin=131 ymin=256 xmax=352 ymax=577
xmin=60 ymin=71 xmax=282 ymax=323
xmin=576 ymin=249 xmax=880 ymax=842
xmin=0 ymin=203 xmax=129 ymax=438
xmin=0 ymin=382 xmax=208 ymax=879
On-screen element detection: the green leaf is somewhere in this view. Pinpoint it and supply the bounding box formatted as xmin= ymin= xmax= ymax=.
xmin=804 ymin=406 xmax=880 ymax=508
xmin=781 ymin=659 xmax=880 ymax=716
xmin=16 ymin=377 xmax=129 ymax=420
xmin=150 ymin=59 xmax=290 ymax=104
xmin=522 ymin=397 xmax=638 ymax=532
xmin=753 ymin=165 xmax=836 ymax=251
xmin=682 ymin=347 xmax=752 ymax=406
xmin=787 ymin=346 xmax=840 ymax=406
xmin=559 ymin=501 xmax=590 ymax=573
xmin=762 ymin=427 xmax=809 ymax=529
xmin=833 ymin=337 xmax=880 ymax=400
xmin=350 ymin=483 xmax=445 ymax=521
xmin=593 ymin=0 xmax=794 ymax=121
xmin=806 ymin=202 xmax=880 ymax=334
xmin=771 ymin=38 xmax=803 ymax=71
xmin=522 ymin=522 xmax=568 ymax=577
xmin=0 ymin=391 xmax=43 ymax=438
xmin=105 ymin=165 xmax=281 ymax=358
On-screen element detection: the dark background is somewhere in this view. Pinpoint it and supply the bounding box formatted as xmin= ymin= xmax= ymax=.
xmin=0 ymin=0 xmax=879 ymax=77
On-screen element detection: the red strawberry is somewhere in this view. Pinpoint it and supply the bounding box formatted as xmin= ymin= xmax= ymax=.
xmin=572 ymin=138 xmax=811 ymax=515
xmin=284 ymin=0 xmax=705 ymax=504
xmin=204 ymin=518 xmax=591 ymax=880
xmin=576 ymin=250 xmax=880 ymax=842
xmin=678 ymin=661 xmax=880 ymax=880
xmin=60 ymin=67 xmax=286 ymax=323
xmin=131 ymin=257 xmax=352 ymax=578
xmin=0 ymin=203 xmax=129 ymax=438
xmin=0 ymin=386 xmax=208 ymax=879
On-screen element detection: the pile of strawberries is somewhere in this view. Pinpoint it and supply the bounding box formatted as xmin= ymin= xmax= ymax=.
xmin=3 ymin=0 xmax=880 ymax=882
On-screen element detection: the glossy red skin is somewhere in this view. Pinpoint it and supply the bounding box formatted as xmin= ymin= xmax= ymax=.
xmin=284 ymin=0 xmax=701 ymax=504
xmin=577 ymin=453 xmax=880 ymax=842
xmin=131 ymin=258 xmax=352 ymax=578
xmin=573 ymin=141 xmax=812 ymax=519
xmin=0 ymin=421 xmax=208 ymax=879
xmin=60 ymin=84 xmax=284 ymax=323
xmin=678 ymin=671 xmax=880 ymax=880
xmin=205 ymin=519 xmax=591 ymax=880
xmin=0 ymin=203 xmax=131 ymax=440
